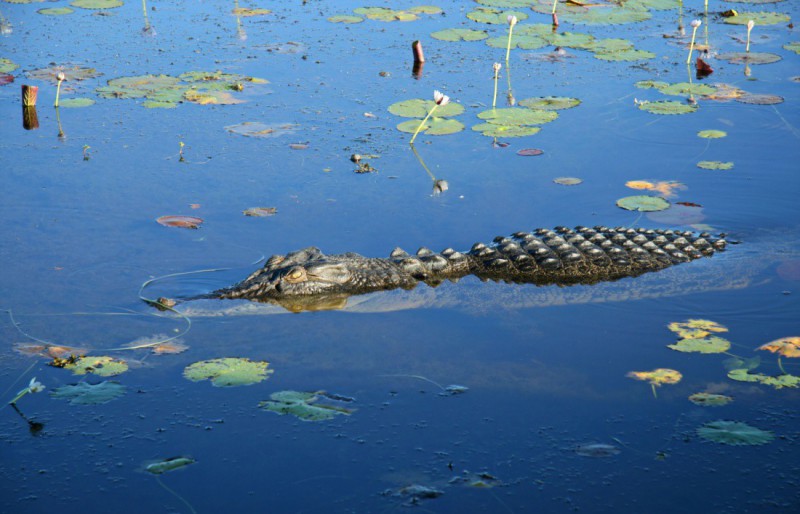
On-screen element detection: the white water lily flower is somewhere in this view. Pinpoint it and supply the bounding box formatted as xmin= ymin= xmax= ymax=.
xmin=690 ymin=19 xmax=701 ymax=29
xmin=493 ymin=62 xmax=502 ymax=73
xmin=433 ymin=90 xmax=450 ymax=106
xmin=28 ymin=378 xmax=45 ymax=394
xmin=747 ymin=20 xmax=755 ymax=31
xmin=507 ymin=15 xmax=518 ymax=27
xmin=56 ymin=72 xmax=66 ymax=82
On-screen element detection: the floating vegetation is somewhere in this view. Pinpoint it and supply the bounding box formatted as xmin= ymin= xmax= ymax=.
xmin=574 ymin=443 xmax=621 ymax=458
xmin=554 ymin=177 xmax=582 ymax=185
xmin=594 ymin=49 xmax=655 ymax=61
xmin=626 ymin=368 xmax=682 ymax=397
xmin=467 ymin=7 xmax=528 ymax=25
xmin=225 ymin=122 xmax=300 ymax=138
xmin=183 ymin=357 xmax=273 ymax=387
xmin=259 ymin=390 xmax=354 ymax=421
xmin=697 ymin=161 xmax=734 ymax=170
xmin=64 ymin=356 xmax=129 ymax=377
xmin=698 ymin=130 xmax=727 ymax=139
xmin=669 ymin=336 xmax=731 ymax=354
xmin=717 ymin=52 xmax=781 ymax=65
xmin=96 ymin=71 xmax=266 ymax=108
xmin=668 ymin=319 xmax=728 ymax=339
xmin=654 ymin=82 xmax=715 ymax=97
xmin=27 ymin=64 xmax=101 ymax=83
xmin=697 ymin=421 xmax=774 ymax=446
xmin=638 ymin=101 xmax=698 ymax=115
xmin=58 ymin=98 xmax=95 ymax=108
xmin=517 ymin=148 xmax=544 ymax=156
xmin=785 ymin=42 xmax=800 ymax=55
xmin=530 ymin=0 xmax=652 ymax=25
xmin=473 ymin=107 xmax=557 ymax=138
xmin=390 ymin=96 xmax=465 ymax=138
xmin=388 ymin=98 xmax=464 ymax=118
xmin=0 ymin=58 xmax=18 ymax=74
xmin=397 ymin=117 xmax=465 ymax=136
xmin=231 ymin=7 xmax=271 ymax=17
xmin=735 ymin=93 xmax=783 ymax=105
xmin=151 ymin=341 xmax=189 ymax=355
xmin=327 ymin=15 xmax=363 ymax=24
xmin=243 ymin=207 xmax=278 ymax=217
xmin=688 ymin=393 xmax=733 ymax=407
xmin=625 ymin=180 xmax=685 ymax=197
xmin=431 ymin=28 xmax=488 ymax=42
xmin=352 ymin=6 xmax=442 ymax=22
xmin=728 ymin=369 xmax=800 ymax=389
xmin=51 ymin=381 xmax=126 ymax=405
xmin=156 ymin=215 xmax=204 ymax=229
xmin=70 ymin=0 xmax=123 ymax=9
xmin=723 ymin=12 xmax=791 ymax=26
xmin=145 ymin=457 xmax=196 ymax=475
xmin=518 ymin=97 xmax=580 ymax=110
xmin=615 ymin=195 xmax=670 ymax=212
xmin=38 ymin=7 xmax=74 ymax=15
xmin=758 ymin=336 xmax=800 ymax=358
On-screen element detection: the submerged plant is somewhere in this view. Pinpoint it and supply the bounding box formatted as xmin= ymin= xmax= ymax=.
xmin=686 ymin=19 xmax=701 ymax=65
xmin=54 ymin=71 xmax=65 ymax=107
xmin=746 ymin=20 xmax=754 ymax=53
xmin=8 ymin=377 xmax=45 ymax=405
xmin=505 ymin=15 xmax=517 ymax=62
xmin=492 ymin=62 xmax=501 ymax=108
xmin=409 ymin=90 xmax=449 ymax=144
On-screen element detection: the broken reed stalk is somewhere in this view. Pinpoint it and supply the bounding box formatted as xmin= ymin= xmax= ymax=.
xmin=21 ymin=85 xmax=38 ymax=107
xmin=411 ymin=40 xmax=425 ymax=63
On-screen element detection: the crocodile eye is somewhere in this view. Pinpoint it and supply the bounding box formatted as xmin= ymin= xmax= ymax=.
xmin=284 ymin=267 xmax=307 ymax=283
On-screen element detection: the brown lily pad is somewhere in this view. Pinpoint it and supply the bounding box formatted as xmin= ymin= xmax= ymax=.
xmin=156 ymin=215 xmax=204 ymax=229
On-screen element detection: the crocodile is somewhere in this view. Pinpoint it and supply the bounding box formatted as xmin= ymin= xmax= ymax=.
xmin=212 ymin=226 xmax=729 ymax=306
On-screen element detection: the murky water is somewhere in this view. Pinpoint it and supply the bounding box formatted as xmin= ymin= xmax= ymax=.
xmin=1 ymin=1 xmax=799 ymax=513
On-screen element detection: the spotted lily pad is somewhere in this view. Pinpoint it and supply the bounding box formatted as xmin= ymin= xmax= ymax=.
xmin=698 ymin=130 xmax=727 ymax=139
xmin=668 ymin=336 xmax=731 ymax=354
xmin=616 ymin=195 xmax=670 ymax=212
xmin=259 ymin=390 xmax=354 ymax=421
xmin=225 ymin=122 xmax=300 ymax=138
xmin=145 ymin=457 xmax=196 ymax=475
xmin=717 ymin=52 xmax=781 ymax=65
xmin=518 ymin=97 xmax=580 ymax=110
xmin=232 ymin=7 xmax=271 ymax=17
xmin=70 ymin=0 xmax=123 ymax=9
xmin=431 ymin=28 xmax=488 ymax=42
xmin=668 ymin=319 xmax=728 ymax=339
xmin=688 ymin=393 xmax=733 ymax=407
xmin=697 ymin=421 xmax=774 ymax=446
xmin=65 ymin=356 xmax=128 ymax=377
xmin=388 ymin=99 xmax=464 ymax=118
xmin=396 ymin=118 xmax=465 ymax=136
xmin=51 ymin=381 xmax=126 ymax=405
xmin=638 ymin=101 xmax=698 ymax=115
xmin=735 ymin=93 xmax=783 ymax=105
xmin=657 ymin=82 xmax=716 ymax=96
xmin=28 ymin=65 xmax=102 ymax=83
xmin=183 ymin=357 xmax=273 ymax=387
xmin=723 ymin=12 xmax=791 ymax=25
xmin=697 ymin=161 xmax=734 ymax=170
xmin=757 ymin=337 xmax=800 ymax=357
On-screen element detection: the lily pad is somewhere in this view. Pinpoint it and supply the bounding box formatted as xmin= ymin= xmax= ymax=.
xmin=784 ymin=42 xmax=800 ymax=55
xmin=717 ymin=52 xmax=781 ymax=65
xmin=635 ymin=80 xmax=670 ymax=91
xmin=638 ymin=101 xmax=698 ymax=115
xmin=594 ymin=49 xmax=655 ymax=61
xmin=735 ymin=93 xmax=783 ymax=105
xmin=396 ymin=118 xmax=465 ymax=136
xmin=688 ymin=393 xmax=733 ymax=407
xmin=97 ymin=74 xmax=181 ymax=99
xmin=757 ymin=336 xmax=800 ymax=357
xmin=328 ymin=15 xmax=363 ymax=23
xmin=183 ymin=357 xmax=273 ymax=387
xmin=431 ymin=28 xmax=488 ymax=42
xmin=657 ymin=82 xmax=716 ymax=96
xmin=243 ymin=207 xmax=278 ymax=217
xmin=64 ymin=356 xmax=128 ymax=377
xmin=531 ymin=2 xmax=651 ymax=25
xmin=554 ymin=177 xmax=582 ymax=185
xmin=472 ymin=123 xmax=541 ymax=137
xmin=575 ymin=443 xmax=620 ymax=457
xmin=156 ymin=215 xmax=203 ymax=229
xmin=616 ymin=195 xmax=670 ymax=212
xmin=697 ymin=420 xmax=774 ymax=446
xmin=388 ymin=98 xmax=464 ymax=118
xmin=723 ymin=12 xmax=791 ymax=25
xmin=477 ymin=108 xmax=558 ymax=125
xmin=698 ymin=130 xmax=727 ymax=139
xmin=627 ymin=368 xmax=682 ymax=385
xmin=51 ymin=381 xmax=126 ymax=405
xmin=486 ymin=34 xmax=547 ymax=50
xmin=517 ymin=148 xmax=544 ymax=156
xmin=38 ymin=7 xmax=74 ymax=15
xmin=259 ymin=390 xmax=354 ymax=421
xmin=668 ymin=336 xmax=731 ymax=354
xmin=668 ymin=319 xmax=728 ymax=339
xmin=225 ymin=122 xmax=300 ymax=138
xmin=697 ymin=161 xmax=734 ymax=170
xmin=231 ymin=7 xmax=271 ymax=17
xmin=28 ymin=65 xmax=102 ymax=83
xmin=466 ymin=8 xmax=528 ymax=24
xmin=587 ymin=38 xmax=635 ymax=54
xmin=518 ymin=97 xmax=581 ymax=110
xmin=58 ymin=98 xmax=95 ymax=108
xmin=354 ymin=6 xmax=441 ymax=22
xmin=0 ymin=58 xmax=18 ymax=74
xmin=145 ymin=457 xmax=196 ymax=475
xmin=70 ymin=0 xmax=123 ymax=9
xmin=727 ymin=368 xmax=800 ymax=389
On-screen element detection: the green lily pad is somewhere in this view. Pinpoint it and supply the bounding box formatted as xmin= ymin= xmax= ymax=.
xmin=531 ymin=3 xmax=650 ymax=25
xmin=97 ymin=74 xmax=182 ymax=99
xmin=354 ymin=6 xmax=441 ymax=22
xmin=477 ymin=108 xmax=558 ymax=125
xmin=431 ymin=28 xmax=488 ymax=42
xmin=184 ymin=89 xmax=244 ymax=105
xmin=697 ymin=161 xmax=734 ymax=170
xmin=657 ymin=82 xmax=716 ymax=96
xmin=518 ymin=97 xmax=581 ymax=110
xmin=225 ymin=122 xmax=300 ymax=138
xmin=735 ymin=93 xmax=783 ymax=105
xmin=723 ymin=12 xmax=791 ymax=25
xmin=638 ymin=101 xmax=698 ymax=115
xmin=697 ymin=421 xmax=774 ymax=446
xmin=688 ymin=393 xmax=733 ymax=407
xmin=396 ymin=118 xmax=465 ymax=136
xmin=717 ymin=52 xmax=781 ymax=65
xmin=183 ymin=357 xmax=273 ymax=387
xmin=545 ymin=32 xmax=596 ymax=49
xmin=594 ymin=49 xmax=656 ymax=61
xmin=466 ymin=8 xmax=528 ymax=24
xmin=785 ymin=42 xmax=800 ymax=55
xmin=698 ymin=129 xmax=727 ymax=139
xmin=65 ymin=356 xmax=128 ymax=377
xmin=388 ymin=98 xmax=464 ymax=118
xmin=723 ymin=356 xmax=761 ymax=372
xmin=145 ymin=457 xmax=196 ymax=475
xmin=616 ymin=195 xmax=670 ymax=212
xmin=0 ymin=58 xmax=18 ymax=74
xmin=667 ymin=336 xmax=731 ymax=354
xmin=28 ymin=65 xmax=102 ymax=83
xmin=38 ymin=7 xmax=75 ymax=15
xmin=143 ymin=100 xmax=179 ymax=109
xmin=587 ymin=38 xmax=635 ymax=53
xmin=232 ymin=7 xmax=271 ymax=17
xmin=70 ymin=0 xmax=123 ymax=9
xmin=51 ymin=381 xmax=126 ymax=405
xmin=476 ymin=0 xmax=532 ymax=7
xmin=58 ymin=97 xmax=95 ymax=108
xmin=554 ymin=177 xmax=583 ymax=185
xmin=472 ymin=123 xmax=541 ymax=137
xmin=486 ymin=34 xmax=547 ymax=50
xmin=259 ymin=390 xmax=354 ymax=421
xmin=635 ymin=80 xmax=670 ymax=91
xmin=728 ymin=368 xmax=800 ymax=389
xmin=328 ymin=15 xmax=363 ymax=23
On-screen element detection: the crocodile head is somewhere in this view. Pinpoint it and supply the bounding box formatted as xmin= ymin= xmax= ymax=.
xmin=217 ymin=246 xmax=419 ymax=301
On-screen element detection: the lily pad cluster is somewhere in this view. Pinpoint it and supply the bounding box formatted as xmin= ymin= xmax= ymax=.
xmin=389 ymin=98 xmax=465 ymax=136
xmin=258 ymin=390 xmax=355 ymax=421
xmin=329 ymin=5 xmax=441 ymax=23
xmin=667 ymin=319 xmax=732 ymax=354
xmin=96 ymin=71 xmax=268 ymax=108
xmin=530 ymin=0 xmax=662 ymax=26
xmin=473 ymin=107 xmax=558 ymax=138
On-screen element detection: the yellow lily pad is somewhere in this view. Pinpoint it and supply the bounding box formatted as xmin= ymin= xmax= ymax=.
xmin=65 ymin=356 xmax=128 ymax=377
xmin=757 ymin=336 xmax=800 ymax=358
xmin=668 ymin=319 xmax=728 ymax=339
xmin=698 ymin=130 xmax=727 ymax=139
xmin=627 ymin=368 xmax=682 ymax=386
xmin=697 ymin=161 xmax=734 ymax=170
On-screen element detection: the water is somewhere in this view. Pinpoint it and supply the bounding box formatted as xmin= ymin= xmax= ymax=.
xmin=1 ymin=1 xmax=799 ymax=512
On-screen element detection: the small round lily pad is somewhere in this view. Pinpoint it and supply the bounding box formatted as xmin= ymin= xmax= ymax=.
xmin=657 ymin=82 xmax=716 ymax=96
xmin=397 ymin=118 xmax=465 ymax=136
xmin=477 ymin=108 xmax=558 ymax=125
xmin=668 ymin=336 xmax=732 ymax=354
xmin=638 ymin=101 xmax=698 ymax=115
xmin=517 ymin=148 xmax=543 ymax=156
xmin=518 ymin=97 xmax=581 ymax=110
xmin=58 ymin=98 xmax=95 ymax=108
xmin=71 ymin=0 xmax=124 ymax=9
xmin=698 ymin=129 xmax=727 ymax=139
xmin=554 ymin=177 xmax=582 ymax=185
xmin=717 ymin=52 xmax=781 ymax=65
xmin=388 ymin=98 xmax=464 ymax=118
xmin=183 ymin=357 xmax=273 ymax=387
xmin=466 ymin=8 xmax=528 ymax=24
xmin=472 ymin=123 xmax=541 ymax=137
xmin=38 ymin=7 xmax=75 ymax=15
xmin=735 ymin=93 xmax=783 ymax=105
xmin=616 ymin=195 xmax=670 ymax=212
xmin=431 ymin=28 xmax=488 ymax=42
xmin=723 ymin=12 xmax=791 ymax=26
xmin=697 ymin=161 xmax=734 ymax=170
xmin=593 ymin=49 xmax=655 ymax=61
xmin=0 ymin=58 xmax=18 ymax=74
xmin=688 ymin=393 xmax=733 ymax=407
xmin=697 ymin=421 xmax=774 ymax=445
xmin=328 ymin=15 xmax=363 ymax=23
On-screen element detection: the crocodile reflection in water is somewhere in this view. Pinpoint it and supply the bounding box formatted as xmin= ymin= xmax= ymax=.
xmin=203 ymin=226 xmax=730 ymax=312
